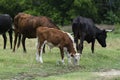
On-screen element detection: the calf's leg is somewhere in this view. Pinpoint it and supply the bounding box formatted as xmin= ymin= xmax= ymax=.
xmin=59 ymin=47 xmax=65 ymax=64
xmin=64 ymin=48 xmax=72 ymax=64
xmin=37 ymin=41 xmax=46 ymax=63
xmin=43 ymin=45 xmax=46 ymax=53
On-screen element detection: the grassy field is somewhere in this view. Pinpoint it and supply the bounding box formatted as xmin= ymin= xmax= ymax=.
xmin=0 ymin=30 xmax=120 ymax=80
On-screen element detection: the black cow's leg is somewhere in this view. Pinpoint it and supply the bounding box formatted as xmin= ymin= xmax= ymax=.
xmin=74 ymin=37 xmax=79 ymax=52
xmin=8 ymin=28 xmax=13 ymax=49
xmin=22 ymin=36 xmax=26 ymax=53
xmin=2 ymin=33 xmax=7 ymax=49
xmin=79 ymin=35 xmax=85 ymax=54
xmin=91 ymin=39 xmax=95 ymax=53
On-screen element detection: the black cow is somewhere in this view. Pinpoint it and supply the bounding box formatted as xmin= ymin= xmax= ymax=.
xmin=72 ymin=16 xmax=107 ymax=54
xmin=0 ymin=14 xmax=13 ymax=49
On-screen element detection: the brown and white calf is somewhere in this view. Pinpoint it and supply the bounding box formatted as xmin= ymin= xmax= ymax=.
xmin=36 ymin=27 xmax=80 ymax=65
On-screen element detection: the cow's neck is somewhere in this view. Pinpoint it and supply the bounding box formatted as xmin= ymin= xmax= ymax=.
xmin=65 ymin=32 xmax=77 ymax=56
xmin=95 ymin=26 xmax=102 ymax=34
xmin=66 ymin=43 xmax=76 ymax=56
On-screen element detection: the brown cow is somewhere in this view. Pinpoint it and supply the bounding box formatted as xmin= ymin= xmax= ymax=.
xmin=13 ymin=13 xmax=60 ymax=52
xmin=36 ymin=27 xmax=80 ymax=65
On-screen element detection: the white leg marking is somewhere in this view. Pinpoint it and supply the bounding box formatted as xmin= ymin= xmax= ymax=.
xmin=39 ymin=52 xmax=43 ymax=63
xmin=36 ymin=52 xmax=39 ymax=62
xmin=61 ymin=59 xmax=65 ymax=64
xmin=36 ymin=41 xmax=40 ymax=62
xmin=39 ymin=41 xmax=47 ymax=63
xmin=67 ymin=53 xmax=72 ymax=64
xmin=64 ymin=47 xmax=72 ymax=64
xmin=56 ymin=59 xmax=65 ymax=65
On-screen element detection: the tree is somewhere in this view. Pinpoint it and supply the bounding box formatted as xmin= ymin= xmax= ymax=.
xmin=48 ymin=0 xmax=74 ymax=26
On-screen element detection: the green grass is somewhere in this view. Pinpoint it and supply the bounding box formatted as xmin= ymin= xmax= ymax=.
xmin=0 ymin=32 xmax=120 ymax=80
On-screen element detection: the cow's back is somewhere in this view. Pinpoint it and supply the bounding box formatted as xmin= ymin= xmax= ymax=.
xmin=14 ymin=13 xmax=37 ymax=38
xmin=72 ymin=16 xmax=96 ymax=43
xmin=38 ymin=16 xmax=60 ymax=29
xmin=14 ymin=13 xmax=59 ymax=38
xmin=37 ymin=27 xmax=70 ymax=46
xmin=0 ymin=14 xmax=12 ymax=34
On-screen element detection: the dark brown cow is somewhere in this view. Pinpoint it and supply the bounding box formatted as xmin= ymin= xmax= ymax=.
xmin=13 ymin=13 xmax=60 ymax=52
xmin=36 ymin=27 xmax=80 ymax=65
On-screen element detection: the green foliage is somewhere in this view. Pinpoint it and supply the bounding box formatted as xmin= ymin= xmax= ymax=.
xmin=70 ymin=0 xmax=98 ymax=20
xmin=102 ymin=11 xmax=120 ymax=24
xmin=113 ymin=23 xmax=120 ymax=34
xmin=0 ymin=0 xmax=120 ymax=25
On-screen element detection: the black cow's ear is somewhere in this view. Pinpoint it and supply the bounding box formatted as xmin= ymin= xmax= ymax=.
xmin=103 ymin=29 xmax=107 ymax=33
xmin=71 ymin=19 xmax=73 ymax=22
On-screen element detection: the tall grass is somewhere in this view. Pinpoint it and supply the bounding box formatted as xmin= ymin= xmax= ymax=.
xmin=0 ymin=32 xmax=120 ymax=80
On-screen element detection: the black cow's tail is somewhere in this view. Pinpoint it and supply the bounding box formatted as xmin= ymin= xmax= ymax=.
xmin=72 ymin=23 xmax=80 ymax=41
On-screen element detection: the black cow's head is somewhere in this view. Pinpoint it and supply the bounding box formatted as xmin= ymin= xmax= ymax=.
xmin=96 ymin=30 xmax=107 ymax=47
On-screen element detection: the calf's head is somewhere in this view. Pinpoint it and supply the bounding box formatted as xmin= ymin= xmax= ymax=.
xmin=96 ymin=30 xmax=107 ymax=47
xmin=72 ymin=53 xmax=80 ymax=65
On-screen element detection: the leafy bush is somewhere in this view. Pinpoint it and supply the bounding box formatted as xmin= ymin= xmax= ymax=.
xmin=103 ymin=11 xmax=120 ymax=24
xmin=113 ymin=23 xmax=120 ymax=34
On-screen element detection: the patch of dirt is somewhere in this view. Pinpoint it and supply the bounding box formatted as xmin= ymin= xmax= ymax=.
xmin=96 ymin=24 xmax=114 ymax=30
xmin=62 ymin=24 xmax=114 ymax=32
xmin=96 ymin=69 xmax=120 ymax=78
xmin=10 ymin=65 xmax=82 ymax=80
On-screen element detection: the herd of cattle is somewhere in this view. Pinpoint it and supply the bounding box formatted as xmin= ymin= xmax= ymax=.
xmin=0 ymin=13 xmax=108 ymax=65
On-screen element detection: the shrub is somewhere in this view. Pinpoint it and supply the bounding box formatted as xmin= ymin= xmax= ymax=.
xmin=113 ymin=23 xmax=120 ymax=34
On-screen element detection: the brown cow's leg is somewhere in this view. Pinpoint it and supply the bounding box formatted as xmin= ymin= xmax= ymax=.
xmin=22 ymin=36 xmax=26 ymax=53
xmin=2 ymin=33 xmax=7 ymax=49
xmin=13 ymin=32 xmax=18 ymax=52
xmin=8 ymin=28 xmax=13 ymax=49
xmin=17 ymin=34 xmax=21 ymax=48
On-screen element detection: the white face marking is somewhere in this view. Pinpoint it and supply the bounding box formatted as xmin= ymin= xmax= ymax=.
xmin=73 ymin=53 xmax=80 ymax=65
